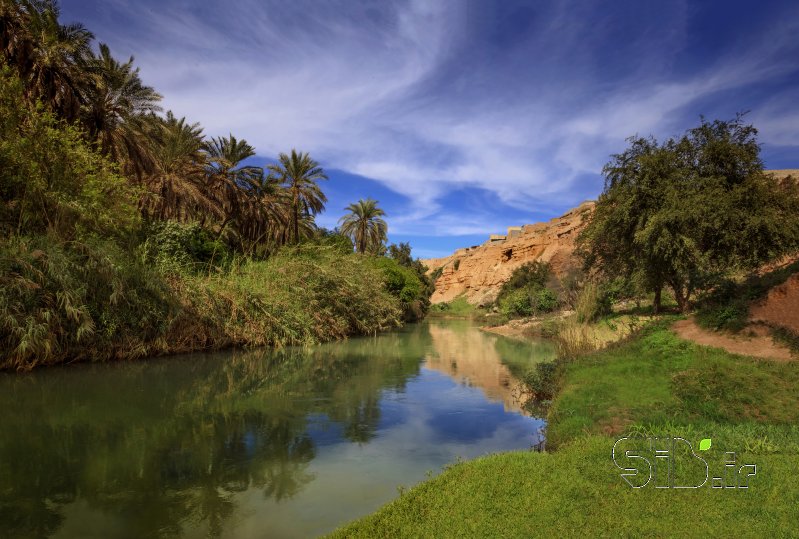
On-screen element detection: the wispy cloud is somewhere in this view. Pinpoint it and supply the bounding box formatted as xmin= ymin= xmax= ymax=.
xmin=63 ymin=0 xmax=799 ymax=238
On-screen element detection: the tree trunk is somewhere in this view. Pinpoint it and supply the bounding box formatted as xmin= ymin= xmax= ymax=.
xmin=672 ymin=283 xmax=690 ymax=313
xmin=293 ymin=204 xmax=299 ymax=244
xmin=653 ymin=286 xmax=662 ymax=315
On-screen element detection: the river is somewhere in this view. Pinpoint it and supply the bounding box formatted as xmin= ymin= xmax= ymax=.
xmin=0 ymin=319 xmax=555 ymax=538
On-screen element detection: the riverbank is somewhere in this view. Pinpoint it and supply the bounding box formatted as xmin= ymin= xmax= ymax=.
xmin=0 ymin=243 xmax=418 ymax=371
xmin=331 ymin=320 xmax=799 ymax=536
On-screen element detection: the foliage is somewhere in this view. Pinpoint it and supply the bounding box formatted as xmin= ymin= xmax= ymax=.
xmin=369 ymin=257 xmax=428 ymax=321
xmin=498 ymin=261 xmax=551 ymax=298
xmin=574 ymin=281 xmax=612 ymax=322
xmin=428 ymin=295 xmax=476 ymax=317
xmin=0 ymin=235 xmax=177 ymax=370
xmin=338 ymin=198 xmax=387 ymax=254
xmin=141 ymin=220 xmax=230 ymax=273
xmin=0 ymin=66 xmax=138 ymax=239
xmin=268 ymin=149 xmax=327 ymax=244
xmin=495 ymin=261 xmax=559 ymax=318
xmin=579 ymin=116 xmax=799 ymax=313
xmin=1 ymin=241 xmax=405 ymax=370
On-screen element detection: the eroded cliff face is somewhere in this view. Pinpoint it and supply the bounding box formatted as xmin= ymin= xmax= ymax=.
xmin=423 ymin=201 xmax=595 ymax=305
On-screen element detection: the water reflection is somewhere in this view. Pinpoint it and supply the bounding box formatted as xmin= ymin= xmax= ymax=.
xmin=0 ymin=320 xmax=553 ymax=538
xmin=424 ymin=320 xmax=555 ymax=412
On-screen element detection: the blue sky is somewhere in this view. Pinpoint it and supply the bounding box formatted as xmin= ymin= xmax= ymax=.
xmin=61 ymin=0 xmax=799 ymax=258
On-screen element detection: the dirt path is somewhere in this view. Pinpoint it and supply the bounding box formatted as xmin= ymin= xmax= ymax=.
xmin=671 ymin=318 xmax=793 ymax=361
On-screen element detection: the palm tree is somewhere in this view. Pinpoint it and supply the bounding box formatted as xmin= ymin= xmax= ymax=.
xmin=203 ymin=134 xmax=264 ymax=242
xmin=338 ymin=198 xmax=387 ymax=254
xmin=267 ymin=150 xmax=327 ymax=244
xmin=140 ymin=112 xmax=220 ymax=223
xmin=82 ymin=43 xmax=162 ymax=177
xmin=17 ymin=0 xmax=93 ymax=121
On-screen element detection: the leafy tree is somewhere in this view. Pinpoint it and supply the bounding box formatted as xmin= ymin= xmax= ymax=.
xmin=267 ymin=149 xmax=327 ymax=244
xmin=338 ymin=198 xmax=387 ymax=254
xmin=0 ymin=66 xmax=136 ymax=238
xmin=579 ymin=116 xmax=799 ymax=313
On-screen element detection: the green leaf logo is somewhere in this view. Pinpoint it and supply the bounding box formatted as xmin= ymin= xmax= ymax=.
xmin=699 ymin=438 xmax=712 ymax=451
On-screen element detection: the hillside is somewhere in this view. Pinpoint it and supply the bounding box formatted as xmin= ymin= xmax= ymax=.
xmin=424 ymin=169 xmax=798 ymax=306
xmin=422 ymin=202 xmax=594 ymax=305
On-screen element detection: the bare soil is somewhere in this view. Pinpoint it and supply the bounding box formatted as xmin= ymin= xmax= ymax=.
xmin=671 ymin=318 xmax=793 ymax=362
xmin=749 ymin=273 xmax=799 ymax=335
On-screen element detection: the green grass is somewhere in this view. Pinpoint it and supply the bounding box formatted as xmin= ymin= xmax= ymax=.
xmin=428 ymin=295 xmax=479 ymax=317
xmin=333 ymin=321 xmax=799 ymax=537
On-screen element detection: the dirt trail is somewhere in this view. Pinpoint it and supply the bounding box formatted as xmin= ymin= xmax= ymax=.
xmin=672 ymin=318 xmax=793 ymax=361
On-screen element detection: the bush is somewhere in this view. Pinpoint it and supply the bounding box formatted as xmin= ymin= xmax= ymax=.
xmin=499 ymin=286 xmax=559 ymax=318
xmin=0 ymin=236 xmax=177 ymax=370
xmin=141 ymin=220 xmax=231 ymax=273
xmin=497 ymin=261 xmax=551 ymax=299
xmin=368 ymin=257 xmax=428 ymax=321
xmin=534 ymin=288 xmax=559 ymax=313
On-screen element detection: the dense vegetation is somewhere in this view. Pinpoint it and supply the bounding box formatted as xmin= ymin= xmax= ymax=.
xmin=578 ymin=116 xmax=799 ymax=314
xmin=0 ymin=1 xmax=431 ymax=370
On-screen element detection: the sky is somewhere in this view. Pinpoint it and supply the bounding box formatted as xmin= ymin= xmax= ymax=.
xmin=61 ymin=0 xmax=799 ymax=258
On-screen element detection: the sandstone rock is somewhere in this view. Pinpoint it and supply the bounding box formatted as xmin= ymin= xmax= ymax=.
xmin=423 ymin=201 xmax=595 ymax=305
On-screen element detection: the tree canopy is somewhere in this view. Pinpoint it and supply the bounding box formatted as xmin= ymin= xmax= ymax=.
xmin=578 ymin=116 xmax=799 ymax=312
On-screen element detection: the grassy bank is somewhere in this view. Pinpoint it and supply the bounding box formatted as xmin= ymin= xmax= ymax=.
xmin=1 ymin=241 xmax=409 ymax=370
xmin=0 ymin=63 xmax=429 ymax=371
xmin=332 ymin=321 xmax=799 ymax=537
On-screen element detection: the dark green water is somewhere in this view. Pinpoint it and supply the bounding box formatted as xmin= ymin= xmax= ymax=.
xmin=0 ymin=319 xmax=554 ymax=538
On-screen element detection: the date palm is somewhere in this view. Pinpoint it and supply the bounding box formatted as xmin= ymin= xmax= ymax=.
xmin=338 ymin=198 xmax=387 ymax=254
xmin=267 ymin=150 xmax=327 ymax=244
xmin=140 ymin=112 xmax=220 ymax=223
xmin=203 ymin=134 xmax=264 ymax=242
xmin=16 ymin=0 xmax=93 ymax=121
xmin=83 ymin=43 xmax=162 ymax=177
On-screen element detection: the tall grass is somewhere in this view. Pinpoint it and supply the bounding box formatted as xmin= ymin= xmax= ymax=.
xmin=0 ymin=242 xmax=403 ymax=371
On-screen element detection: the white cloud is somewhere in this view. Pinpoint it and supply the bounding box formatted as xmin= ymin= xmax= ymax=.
xmin=66 ymin=0 xmax=799 ymax=236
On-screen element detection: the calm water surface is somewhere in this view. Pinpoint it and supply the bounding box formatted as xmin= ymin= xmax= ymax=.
xmin=0 ymin=319 xmax=555 ymax=538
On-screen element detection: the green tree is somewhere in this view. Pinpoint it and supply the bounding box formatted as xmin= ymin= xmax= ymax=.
xmin=267 ymin=149 xmax=327 ymax=244
xmin=140 ymin=112 xmax=219 ymax=223
xmin=82 ymin=43 xmax=162 ymax=177
xmin=203 ymin=134 xmax=264 ymax=243
xmin=579 ymin=116 xmax=799 ymax=313
xmin=2 ymin=0 xmax=93 ymax=122
xmin=338 ymin=198 xmax=387 ymax=254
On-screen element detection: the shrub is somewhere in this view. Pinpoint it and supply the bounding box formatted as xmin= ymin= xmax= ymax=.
xmin=141 ymin=220 xmax=231 ymax=273
xmin=497 ymin=261 xmax=551 ymax=299
xmin=368 ymin=257 xmax=428 ymax=321
xmin=499 ymin=288 xmax=533 ymax=317
xmin=534 ymin=288 xmax=559 ymax=313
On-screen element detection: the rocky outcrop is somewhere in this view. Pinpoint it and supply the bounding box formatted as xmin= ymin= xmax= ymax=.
xmin=423 ymin=201 xmax=595 ymax=305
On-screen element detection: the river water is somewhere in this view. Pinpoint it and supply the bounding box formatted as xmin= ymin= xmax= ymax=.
xmin=0 ymin=319 xmax=554 ymax=538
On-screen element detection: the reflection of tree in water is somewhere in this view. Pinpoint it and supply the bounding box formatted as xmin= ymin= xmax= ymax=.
xmin=0 ymin=324 xmax=430 ymax=538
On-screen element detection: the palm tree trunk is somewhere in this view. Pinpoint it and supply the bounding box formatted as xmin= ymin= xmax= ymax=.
xmin=293 ymin=203 xmax=299 ymax=244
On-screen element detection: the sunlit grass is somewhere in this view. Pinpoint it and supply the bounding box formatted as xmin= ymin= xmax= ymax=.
xmin=334 ymin=321 xmax=799 ymax=537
